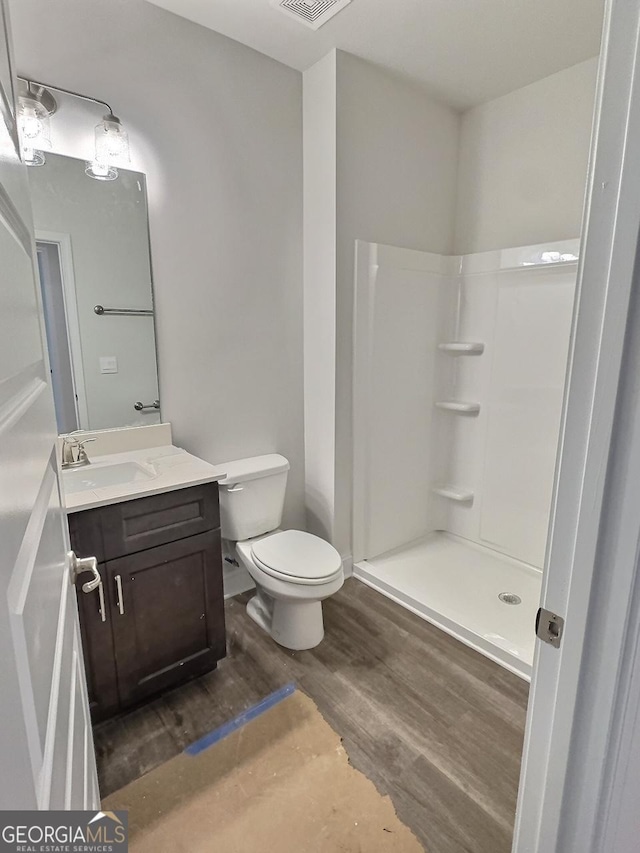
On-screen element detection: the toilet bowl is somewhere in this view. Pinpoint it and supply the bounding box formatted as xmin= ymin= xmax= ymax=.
xmin=218 ymin=455 xmax=344 ymax=651
xmin=236 ymin=529 xmax=344 ymax=650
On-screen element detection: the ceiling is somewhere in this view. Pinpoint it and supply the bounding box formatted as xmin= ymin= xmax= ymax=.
xmin=146 ymin=0 xmax=604 ymax=109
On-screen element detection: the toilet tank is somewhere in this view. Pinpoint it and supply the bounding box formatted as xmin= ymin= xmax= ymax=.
xmin=218 ymin=454 xmax=290 ymax=541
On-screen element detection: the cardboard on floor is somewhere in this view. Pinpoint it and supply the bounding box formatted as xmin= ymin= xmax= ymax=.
xmin=103 ymin=688 xmax=425 ymax=852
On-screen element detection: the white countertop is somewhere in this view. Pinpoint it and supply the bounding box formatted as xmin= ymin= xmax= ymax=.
xmin=62 ymin=445 xmax=227 ymax=513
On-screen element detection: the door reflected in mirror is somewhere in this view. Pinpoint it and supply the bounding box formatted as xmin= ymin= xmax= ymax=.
xmin=29 ymin=152 xmax=160 ymax=433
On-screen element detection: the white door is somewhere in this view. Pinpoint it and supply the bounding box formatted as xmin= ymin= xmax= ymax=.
xmin=0 ymin=0 xmax=99 ymax=811
xmin=514 ymin=0 xmax=640 ymax=849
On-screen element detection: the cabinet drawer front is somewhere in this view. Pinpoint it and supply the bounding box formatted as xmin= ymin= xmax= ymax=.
xmin=107 ymin=530 xmax=225 ymax=707
xmin=100 ymin=484 xmax=220 ymax=559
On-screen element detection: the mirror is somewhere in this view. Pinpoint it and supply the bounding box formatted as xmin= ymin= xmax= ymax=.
xmin=28 ymin=152 xmax=160 ymax=433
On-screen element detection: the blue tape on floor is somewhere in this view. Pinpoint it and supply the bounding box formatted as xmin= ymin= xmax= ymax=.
xmin=184 ymin=682 xmax=297 ymax=756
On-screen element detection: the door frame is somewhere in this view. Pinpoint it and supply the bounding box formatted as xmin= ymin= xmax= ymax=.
xmin=36 ymin=229 xmax=90 ymax=430
xmin=514 ymin=0 xmax=640 ymax=849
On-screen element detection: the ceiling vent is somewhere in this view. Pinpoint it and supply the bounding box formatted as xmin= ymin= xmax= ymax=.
xmin=270 ymin=0 xmax=353 ymax=31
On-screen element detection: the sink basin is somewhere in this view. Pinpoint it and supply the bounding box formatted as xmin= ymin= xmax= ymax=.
xmin=63 ymin=460 xmax=155 ymax=492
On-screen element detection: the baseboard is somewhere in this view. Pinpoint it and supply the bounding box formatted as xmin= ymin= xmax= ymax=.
xmin=342 ymin=554 xmax=354 ymax=578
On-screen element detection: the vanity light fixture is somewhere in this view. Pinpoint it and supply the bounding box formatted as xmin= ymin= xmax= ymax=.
xmin=17 ymin=76 xmax=131 ymax=180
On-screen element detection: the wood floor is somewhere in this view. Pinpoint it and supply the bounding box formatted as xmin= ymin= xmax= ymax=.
xmin=94 ymin=578 xmax=529 ymax=853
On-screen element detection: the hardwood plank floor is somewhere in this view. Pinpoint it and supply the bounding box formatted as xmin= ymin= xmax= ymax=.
xmin=94 ymin=578 xmax=529 ymax=853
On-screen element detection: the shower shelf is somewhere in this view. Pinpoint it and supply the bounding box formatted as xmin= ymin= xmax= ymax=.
xmin=438 ymin=342 xmax=485 ymax=355
xmin=432 ymin=486 xmax=474 ymax=502
xmin=435 ymin=401 xmax=481 ymax=414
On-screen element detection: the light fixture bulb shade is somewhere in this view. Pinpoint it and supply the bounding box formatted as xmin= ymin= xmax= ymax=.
xmin=23 ymin=146 xmax=46 ymax=167
xmin=21 ymin=106 xmax=42 ymax=139
xmin=18 ymin=95 xmax=51 ymax=151
xmin=94 ymin=115 xmax=130 ymax=165
xmin=85 ymin=160 xmax=118 ymax=181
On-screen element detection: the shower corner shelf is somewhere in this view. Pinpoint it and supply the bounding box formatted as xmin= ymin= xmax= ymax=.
xmin=435 ymin=400 xmax=481 ymax=414
xmin=432 ymin=486 xmax=474 ymax=502
xmin=438 ymin=342 xmax=485 ymax=355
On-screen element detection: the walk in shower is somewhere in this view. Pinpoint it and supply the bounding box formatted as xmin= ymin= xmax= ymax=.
xmin=352 ymin=239 xmax=579 ymax=679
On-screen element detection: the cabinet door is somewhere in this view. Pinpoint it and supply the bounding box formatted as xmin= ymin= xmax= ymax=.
xmin=107 ymin=530 xmax=225 ymax=708
xmin=75 ymin=564 xmax=119 ymax=722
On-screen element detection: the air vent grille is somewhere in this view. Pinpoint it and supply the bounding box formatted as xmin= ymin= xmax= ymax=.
xmin=271 ymin=0 xmax=353 ymax=30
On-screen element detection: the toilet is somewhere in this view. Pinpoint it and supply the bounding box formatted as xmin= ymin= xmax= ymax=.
xmin=218 ymin=454 xmax=344 ymax=650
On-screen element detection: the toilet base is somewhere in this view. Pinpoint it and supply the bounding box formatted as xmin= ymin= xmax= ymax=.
xmin=246 ymin=590 xmax=273 ymax=635
xmin=246 ymin=590 xmax=325 ymax=651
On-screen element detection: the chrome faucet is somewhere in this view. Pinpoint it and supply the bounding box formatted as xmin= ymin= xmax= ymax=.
xmin=61 ymin=433 xmax=96 ymax=469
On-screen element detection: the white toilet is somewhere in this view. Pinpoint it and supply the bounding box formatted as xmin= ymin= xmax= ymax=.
xmin=218 ymin=454 xmax=344 ymax=650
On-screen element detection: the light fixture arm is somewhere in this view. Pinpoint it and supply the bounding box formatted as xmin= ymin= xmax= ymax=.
xmin=17 ymin=76 xmax=116 ymax=117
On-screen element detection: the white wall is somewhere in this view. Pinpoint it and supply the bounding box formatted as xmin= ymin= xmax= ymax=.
xmin=302 ymin=51 xmax=460 ymax=560
xmin=455 ymin=58 xmax=598 ymax=254
xmin=10 ymin=0 xmax=306 ymax=530
xmin=303 ymin=52 xmax=336 ymax=543
xmin=339 ymin=55 xmax=596 ymax=564
xmin=304 ymin=53 xmax=595 ymax=565
xmin=334 ymin=53 xmax=460 ymax=559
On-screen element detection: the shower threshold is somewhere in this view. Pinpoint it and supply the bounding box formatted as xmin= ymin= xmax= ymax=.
xmin=353 ymin=531 xmax=542 ymax=680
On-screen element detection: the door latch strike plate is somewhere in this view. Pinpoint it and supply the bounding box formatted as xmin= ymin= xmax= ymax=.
xmin=536 ymin=607 xmax=565 ymax=648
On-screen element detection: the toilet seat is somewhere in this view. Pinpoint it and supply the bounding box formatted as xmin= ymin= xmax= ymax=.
xmin=251 ymin=530 xmax=343 ymax=586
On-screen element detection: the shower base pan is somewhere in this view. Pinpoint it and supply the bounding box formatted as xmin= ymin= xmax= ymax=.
xmin=354 ymin=532 xmax=542 ymax=680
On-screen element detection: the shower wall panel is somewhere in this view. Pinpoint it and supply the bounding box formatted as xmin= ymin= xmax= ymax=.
xmin=352 ymin=242 xmax=456 ymax=560
xmin=478 ymin=266 xmax=575 ymax=566
xmin=445 ymin=258 xmax=577 ymax=567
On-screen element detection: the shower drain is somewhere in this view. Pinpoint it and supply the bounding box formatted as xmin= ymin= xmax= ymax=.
xmin=498 ymin=592 xmax=522 ymax=606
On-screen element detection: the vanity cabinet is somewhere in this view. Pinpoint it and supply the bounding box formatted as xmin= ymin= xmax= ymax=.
xmin=69 ymin=483 xmax=226 ymax=721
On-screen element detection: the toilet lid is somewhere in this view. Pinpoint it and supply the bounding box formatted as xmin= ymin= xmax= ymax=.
xmin=251 ymin=530 xmax=342 ymax=581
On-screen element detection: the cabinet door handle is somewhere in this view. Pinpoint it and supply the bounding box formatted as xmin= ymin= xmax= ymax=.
xmin=115 ymin=574 xmax=125 ymax=615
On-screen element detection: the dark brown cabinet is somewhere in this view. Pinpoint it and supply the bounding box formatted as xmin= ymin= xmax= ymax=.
xmin=69 ymin=483 xmax=225 ymax=721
